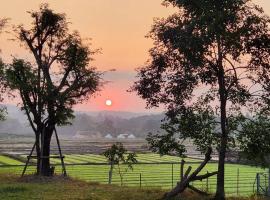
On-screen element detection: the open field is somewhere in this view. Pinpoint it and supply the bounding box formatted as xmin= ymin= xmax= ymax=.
xmin=0 ymin=154 xmax=266 ymax=197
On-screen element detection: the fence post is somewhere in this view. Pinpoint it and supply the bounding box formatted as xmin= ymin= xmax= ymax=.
xmin=256 ymin=173 xmax=260 ymax=195
xmin=108 ymin=162 xmax=113 ymax=184
xmin=206 ymin=171 xmax=209 ymax=193
xmin=172 ymin=163 xmax=174 ymax=189
xmin=237 ymin=168 xmax=239 ymax=196
xmin=140 ymin=173 xmax=142 ymax=188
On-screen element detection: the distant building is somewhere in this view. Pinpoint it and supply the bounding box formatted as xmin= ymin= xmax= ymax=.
xmin=127 ymin=134 xmax=136 ymax=139
xmin=105 ymin=134 xmax=113 ymax=139
xmin=117 ymin=134 xmax=128 ymax=139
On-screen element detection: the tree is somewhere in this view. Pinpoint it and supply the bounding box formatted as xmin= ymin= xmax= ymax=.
xmin=5 ymin=4 xmax=102 ymax=176
xmin=132 ymin=0 xmax=270 ymax=199
xmin=104 ymin=143 xmax=138 ymax=186
xmin=0 ymin=18 xmax=8 ymax=120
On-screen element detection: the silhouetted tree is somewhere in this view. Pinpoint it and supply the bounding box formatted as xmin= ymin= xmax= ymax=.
xmin=0 ymin=18 xmax=8 ymax=120
xmin=5 ymin=5 xmax=102 ymax=176
xmin=133 ymin=0 xmax=270 ymax=199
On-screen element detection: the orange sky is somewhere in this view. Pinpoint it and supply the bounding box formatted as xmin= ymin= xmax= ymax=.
xmin=0 ymin=0 xmax=269 ymax=113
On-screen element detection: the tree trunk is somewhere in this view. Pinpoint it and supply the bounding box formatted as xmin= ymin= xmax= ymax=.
xmin=216 ymin=135 xmax=226 ymax=200
xmin=35 ymin=132 xmax=41 ymax=175
xmin=215 ymin=102 xmax=227 ymax=200
xmin=40 ymin=126 xmax=54 ymax=176
xmin=216 ymin=99 xmax=227 ymax=200
xmin=215 ymin=37 xmax=227 ymax=200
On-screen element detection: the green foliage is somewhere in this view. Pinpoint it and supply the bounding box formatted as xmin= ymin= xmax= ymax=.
xmin=104 ymin=143 xmax=138 ymax=170
xmin=5 ymin=4 xmax=102 ymax=128
xmin=3 ymin=4 xmax=103 ymax=175
xmin=104 ymin=143 xmax=138 ymax=185
xmin=133 ymin=1 xmax=270 ymax=197
xmin=146 ymin=131 xmax=186 ymax=157
xmin=133 ymin=0 xmax=270 ymax=162
xmin=237 ymin=114 xmax=270 ymax=167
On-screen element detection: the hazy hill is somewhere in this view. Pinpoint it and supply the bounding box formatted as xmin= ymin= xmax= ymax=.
xmin=58 ymin=113 xmax=165 ymax=138
xmin=0 ymin=104 xmax=164 ymax=138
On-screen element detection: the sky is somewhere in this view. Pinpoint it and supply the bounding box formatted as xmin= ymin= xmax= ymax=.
xmin=0 ymin=0 xmax=269 ymax=113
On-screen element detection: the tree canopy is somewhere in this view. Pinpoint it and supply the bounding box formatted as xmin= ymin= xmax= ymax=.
xmin=5 ymin=4 xmax=103 ymax=176
xmin=133 ymin=0 xmax=270 ymax=199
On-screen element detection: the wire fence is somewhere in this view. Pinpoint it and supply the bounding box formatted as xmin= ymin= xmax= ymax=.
xmin=0 ymin=161 xmax=266 ymax=197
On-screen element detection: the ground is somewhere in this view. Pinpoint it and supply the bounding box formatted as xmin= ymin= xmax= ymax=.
xmin=0 ymin=154 xmax=266 ymax=196
xmin=0 ymin=136 xmax=267 ymax=198
xmin=0 ymin=174 xmax=266 ymax=200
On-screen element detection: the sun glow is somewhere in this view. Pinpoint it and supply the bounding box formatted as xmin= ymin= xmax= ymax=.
xmin=105 ymin=99 xmax=112 ymax=106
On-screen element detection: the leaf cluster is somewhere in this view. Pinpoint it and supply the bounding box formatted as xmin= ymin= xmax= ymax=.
xmin=103 ymin=143 xmax=138 ymax=170
xmin=5 ymin=5 xmax=103 ymax=127
xmin=133 ymin=0 xmax=270 ymax=163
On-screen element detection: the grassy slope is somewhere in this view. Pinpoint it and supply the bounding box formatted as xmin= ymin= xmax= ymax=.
xmin=0 ymin=175 xmax=266 ymax=200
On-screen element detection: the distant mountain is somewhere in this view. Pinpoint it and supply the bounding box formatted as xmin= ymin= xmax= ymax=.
xmin=0 ymin=104 xmax=165 ymax=138
xmin=57 ymin=112 xmax=165 ymax=138
xmin=76 ymin=110 xmax=161 ymax=119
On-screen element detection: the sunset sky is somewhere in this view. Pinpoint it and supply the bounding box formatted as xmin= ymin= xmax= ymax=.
xmin=0 ymin=0 xmax=269 ymax=113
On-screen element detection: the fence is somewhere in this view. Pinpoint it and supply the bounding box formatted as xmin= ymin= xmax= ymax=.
xmin=0 ymin=161 xmax=266 ymax=197
xmin=256 ymin=172 xmax=270 ymax=196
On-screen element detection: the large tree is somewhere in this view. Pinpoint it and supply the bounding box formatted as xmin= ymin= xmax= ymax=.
xmin=133 ymin=0 xmax=270 ymax=199
xmin=5 ymin=5 xmax=102 ymax=176
xmin=0 ymin=18 xmax=8 ymax=120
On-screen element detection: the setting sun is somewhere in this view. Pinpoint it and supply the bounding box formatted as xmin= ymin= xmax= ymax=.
xmin=105 ymin=99 xmax=112 ymax=106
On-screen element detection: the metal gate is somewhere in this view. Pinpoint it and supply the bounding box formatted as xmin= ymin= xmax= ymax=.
xmin=255 ymin=172 xmax=269 ymax=196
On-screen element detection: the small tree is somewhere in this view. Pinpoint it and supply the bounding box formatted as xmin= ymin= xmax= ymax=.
xmin=5 ymin=4 xmax=102 ymax=176
xmin=132 ymin=0 xmax=270 ymax=199
xmin=104 ymin=143 xmax=138 ymax=186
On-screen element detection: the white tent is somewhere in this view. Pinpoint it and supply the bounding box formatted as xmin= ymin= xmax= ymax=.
xmin=117 ymin=134 xmax=126 ymax=139
xmin=105 ymin=134 xmax=113 ymax=139
xmin=127 ymin=134 xmax=136 ymax=139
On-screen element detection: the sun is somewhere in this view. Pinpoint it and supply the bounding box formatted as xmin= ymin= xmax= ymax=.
xmin=105 ymin=99 xmax=112 ymax=106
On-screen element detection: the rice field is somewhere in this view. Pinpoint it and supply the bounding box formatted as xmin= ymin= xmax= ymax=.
xmin=0 ymin=153 xmax=266 ymax=197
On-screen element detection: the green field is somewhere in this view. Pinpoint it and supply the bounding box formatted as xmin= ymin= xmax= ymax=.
xmin=0 ymin=154 xmax=266 ymax=197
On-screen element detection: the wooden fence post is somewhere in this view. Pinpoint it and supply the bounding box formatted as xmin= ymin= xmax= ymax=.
xmin=206 ymin=171 xmax=209 ymax=193
xmin=108 ymin=162 xmax=113 ymax=184
xmin=140 ymin=173 xmax=142 ymax=188
xmin=172 ymin=163 xmax=174 ymax=188
xmin=237 ymin=168 xmax=239 ymax=195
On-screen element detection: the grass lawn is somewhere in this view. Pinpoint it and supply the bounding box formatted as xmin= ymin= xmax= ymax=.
xmin=0 ymin=154 xmax=267 ymax=197
xmin=0 ymin=174 xmax=266 ymax=200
